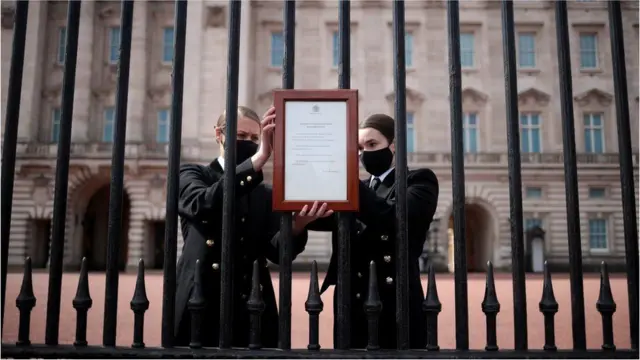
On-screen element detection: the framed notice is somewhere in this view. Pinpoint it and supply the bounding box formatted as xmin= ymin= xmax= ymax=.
xmin=272 ymin=89 xmax=359 ymax=212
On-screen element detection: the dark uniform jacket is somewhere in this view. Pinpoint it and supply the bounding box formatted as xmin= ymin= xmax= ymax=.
xmin=307 ymin=167 xmax=439 ymax=349
xmin=174 ymin=158 xmax=308 ymax=348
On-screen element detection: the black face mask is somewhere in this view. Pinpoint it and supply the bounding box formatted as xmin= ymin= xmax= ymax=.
xmin=360 ymin=147 xmax=393 ymax=176
xmin=223 ymin=140 xmax=259 ymax=165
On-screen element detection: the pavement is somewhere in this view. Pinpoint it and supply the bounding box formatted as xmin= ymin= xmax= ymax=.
xmin=1 ymin=271 xmax=632 ymax=350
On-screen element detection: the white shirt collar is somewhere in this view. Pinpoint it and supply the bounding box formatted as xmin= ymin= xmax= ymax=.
xmin=370 ymin=167 xmax=395 ymax=186
xmin=217 ymin=156 xmax=225 ymax=170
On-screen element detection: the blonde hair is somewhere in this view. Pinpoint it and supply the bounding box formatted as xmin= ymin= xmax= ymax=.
xmin=216 ymin=106 xmax=260 ymax=128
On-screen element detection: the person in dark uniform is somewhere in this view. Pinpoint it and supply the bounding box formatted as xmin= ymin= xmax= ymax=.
xmin=174 ymin=106 xmax=333 ymax=348
xmin=306 ymin=113 xmax=439 ymax=349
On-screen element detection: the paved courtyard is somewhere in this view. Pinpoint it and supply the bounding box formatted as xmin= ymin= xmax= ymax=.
xmin=1 ymin=271 xmax=632 ymax=350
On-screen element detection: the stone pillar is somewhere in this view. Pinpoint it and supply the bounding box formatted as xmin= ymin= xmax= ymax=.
xmin=125 ymin=0 xmax=147 ymax=142
xmin=71 ymin=1 xmax=95 ymax=142
xmin=238 ymin=0 xmax=252 ymax=106
xmin=181 ymin=0 xmax=203 ymax=142
xmin=127 ymin=214 xmax=145 ymax=271
xmin=17 ymin=1 xmax=46 ymax=141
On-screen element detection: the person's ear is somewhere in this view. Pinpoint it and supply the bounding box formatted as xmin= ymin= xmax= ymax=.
xmin=389 ymin=142 xmax=396 ymax=154
xmin=215 ymin=126 xmax=223 ymax=144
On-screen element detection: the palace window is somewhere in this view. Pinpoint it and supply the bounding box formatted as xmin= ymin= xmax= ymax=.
xmin=525 ymin=217 xmax=542 ymax=230
xmin=108 ymin=26 xmax=121 ymax=64
xmin=460 ymin=33 xmax=475 ymax=68
xmin=406 ymin=112 xmax=415 ymax=153
xmin=462 ymin=112 xmax=478 ymax=153
xmin=589 ymin=187 xmax=606 ymax=198
xmin=584 ymin=112 xmax=604 ymax=153
xmin=51 ymin=108 xmax=61 ymax=142
xmin=103 ymin=107 xmax=115 ymax=142
xmin=157 ymin=109 xmax=170 ymax=143
xmin=588 ymin=218 xmax=608 ymax=250
xmin=520 ymin=113 xmax=541 ymax=153
xmin=405 ymin=32 xmax=414 ymax=68
xmin=162 ymin=27 xmax=175 ymax=63
xmin=518 ymin=32 xmax=536 ymax=68
xmin=579 ymin=33 xmax=598 ymax=69
xmin=57 ymin=27 xmax=67 ymax=64
xmin=525 ymin=187 xmax=543 ymax=198
xmin=270 ymin=31 xmax=284 ymax=67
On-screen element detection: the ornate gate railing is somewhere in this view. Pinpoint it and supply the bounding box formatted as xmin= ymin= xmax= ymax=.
xmin=1 ymin=0 xmax=638 ymax=358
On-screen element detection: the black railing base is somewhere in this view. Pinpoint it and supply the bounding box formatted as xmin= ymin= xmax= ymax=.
xmin=1 ymin=344 xmax=638 ymax=359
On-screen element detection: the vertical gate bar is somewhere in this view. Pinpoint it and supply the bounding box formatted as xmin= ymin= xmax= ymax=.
xmin=278 ymin=0 xmax=295 ymax=350
xmin=554 ymin=1 xmax=586 ymax=350
xmin=305 ymin=261 xmax=323 ymax=350
xmin=499 ymin=0 xmax=528 ymax=350
xmin=130 ymin=259 xmax=150 ymax=349
xmin=607 ymin=0 xmax=639 ymax=350
xmin=102 ymin=0 xmax=134 ymax=347
xmin=446 ymin=0 xmax=469 ymax=350
xmin=160 ymin=0 xmax=187 ymax=348
xmin=44 ymin=0 xmax=81 ymax=346
xmin=0 ymin=0 xmax=28 ymax=329
xmin=218 ymin=0 xmax=242 ymax=349
xmin=335 ymin=0 xmax=352 ymax=350
xmin=72 ymin=258 xmax=92 ymax=347
xmin=391 ymin=0 xmax=409 ymax=350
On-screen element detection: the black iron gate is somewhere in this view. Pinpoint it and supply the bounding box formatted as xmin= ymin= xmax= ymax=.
xmin=1 ymin=0 xmax=638 ymax=358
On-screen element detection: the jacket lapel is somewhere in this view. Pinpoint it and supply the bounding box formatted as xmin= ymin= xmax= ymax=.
xmin=377 ymin=168 xmax=396 ymax=200
xmin=209 ymin=158 xmax=250 ymax=213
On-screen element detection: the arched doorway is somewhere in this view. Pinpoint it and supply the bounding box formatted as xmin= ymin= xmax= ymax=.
xmin=81 ymin=185 xmax=130 ymax=271
xmin=447 ymin=202 xmax=495 ymax=272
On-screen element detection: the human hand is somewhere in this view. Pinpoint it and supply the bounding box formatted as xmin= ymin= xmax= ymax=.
xmin=293 ymin=202 xmax=334 ymax=230
xmin=258 ymin=106 xmax=276 ymax=158
xmin=251 ymin=106 xmax=276 ymax=171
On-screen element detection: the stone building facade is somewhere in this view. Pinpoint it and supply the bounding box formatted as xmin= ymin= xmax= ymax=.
xmin=1 ymin=0 xmax=638 ymax=272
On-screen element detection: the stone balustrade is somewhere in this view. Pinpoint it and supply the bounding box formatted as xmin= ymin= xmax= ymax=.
xmin=12 ymin=141 xmax=639 ymax=169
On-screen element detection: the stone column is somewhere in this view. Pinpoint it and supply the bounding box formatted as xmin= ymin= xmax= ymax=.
xmin=238 ymin=0 xmax=252 ymax=106
xmin=16 ymin=1 xmax=46 ymax=141
xmin=71 ymin=1 xmax=95 ymax=142
xmin=125 ymin=0 xmax=147 ymax=143
xmin=181 ymin=0 xmax=203 ymax=142
xmin=127 ymin=214 xmax=145 ymax=271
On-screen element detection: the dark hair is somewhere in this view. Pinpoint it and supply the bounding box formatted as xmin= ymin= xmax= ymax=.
xmin=216 ymin=106 xmax=260 ymax=128
xmin=361 ymin=113 xmax=395 ymax=143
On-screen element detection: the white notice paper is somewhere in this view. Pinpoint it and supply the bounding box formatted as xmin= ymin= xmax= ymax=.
xmin=284 ymin=101 xmax=348 ymax=201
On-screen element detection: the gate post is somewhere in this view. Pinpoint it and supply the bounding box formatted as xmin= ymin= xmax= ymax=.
xmin=0 ymin=0 xmax=28 ymax=329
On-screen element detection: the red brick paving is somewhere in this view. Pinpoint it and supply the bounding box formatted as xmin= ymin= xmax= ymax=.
xmin=1 ymin=271 xmax=632 ymax=350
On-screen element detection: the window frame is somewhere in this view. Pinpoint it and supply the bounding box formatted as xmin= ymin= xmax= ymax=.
xmin=519 ymin=112 xmax=542 ymax=153
xmin=51 ymin=108 xmax=61 ymax=142
xmin=57 ymin=27 xmax=67 ymax=65
xmin=588 ymin=217 xmax=609 ymax=253
xmin=525 ymin=186 xmax=543 ymax=199
xmin=405 ymin=31 xmax=414 ymax=68
xmin=462 ymin=112 xmax=479 ymax=153
xmin=269 ymin=31 xmax=284 ymax=68
xmin=588 ymin=186 xmax=607 ymax=199
xmin=162 ymin=27 xmax=175 ymax=64
xmin=406 ymin=111 xmax=416 ymax=153
xmin=579 ymin=32 xmax=599 ymax=69
xmin=156 ymin=109 xmax=171 ymax=143
xmin=108 ymin=26 xmax=121 ymax=64
xmin=517 ymin=32 xmax=536 ymax=69
xmin=460 ymin=32 xmax=475 ymax=69
xmin=102 ymin=107 xmax=116 ymax=143
xmin=583 ymin=112 xmax=605 ymax=154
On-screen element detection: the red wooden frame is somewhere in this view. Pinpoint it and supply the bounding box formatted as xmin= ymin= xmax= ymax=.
xmin=272 ymin=89 xmax=359 ymax=212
